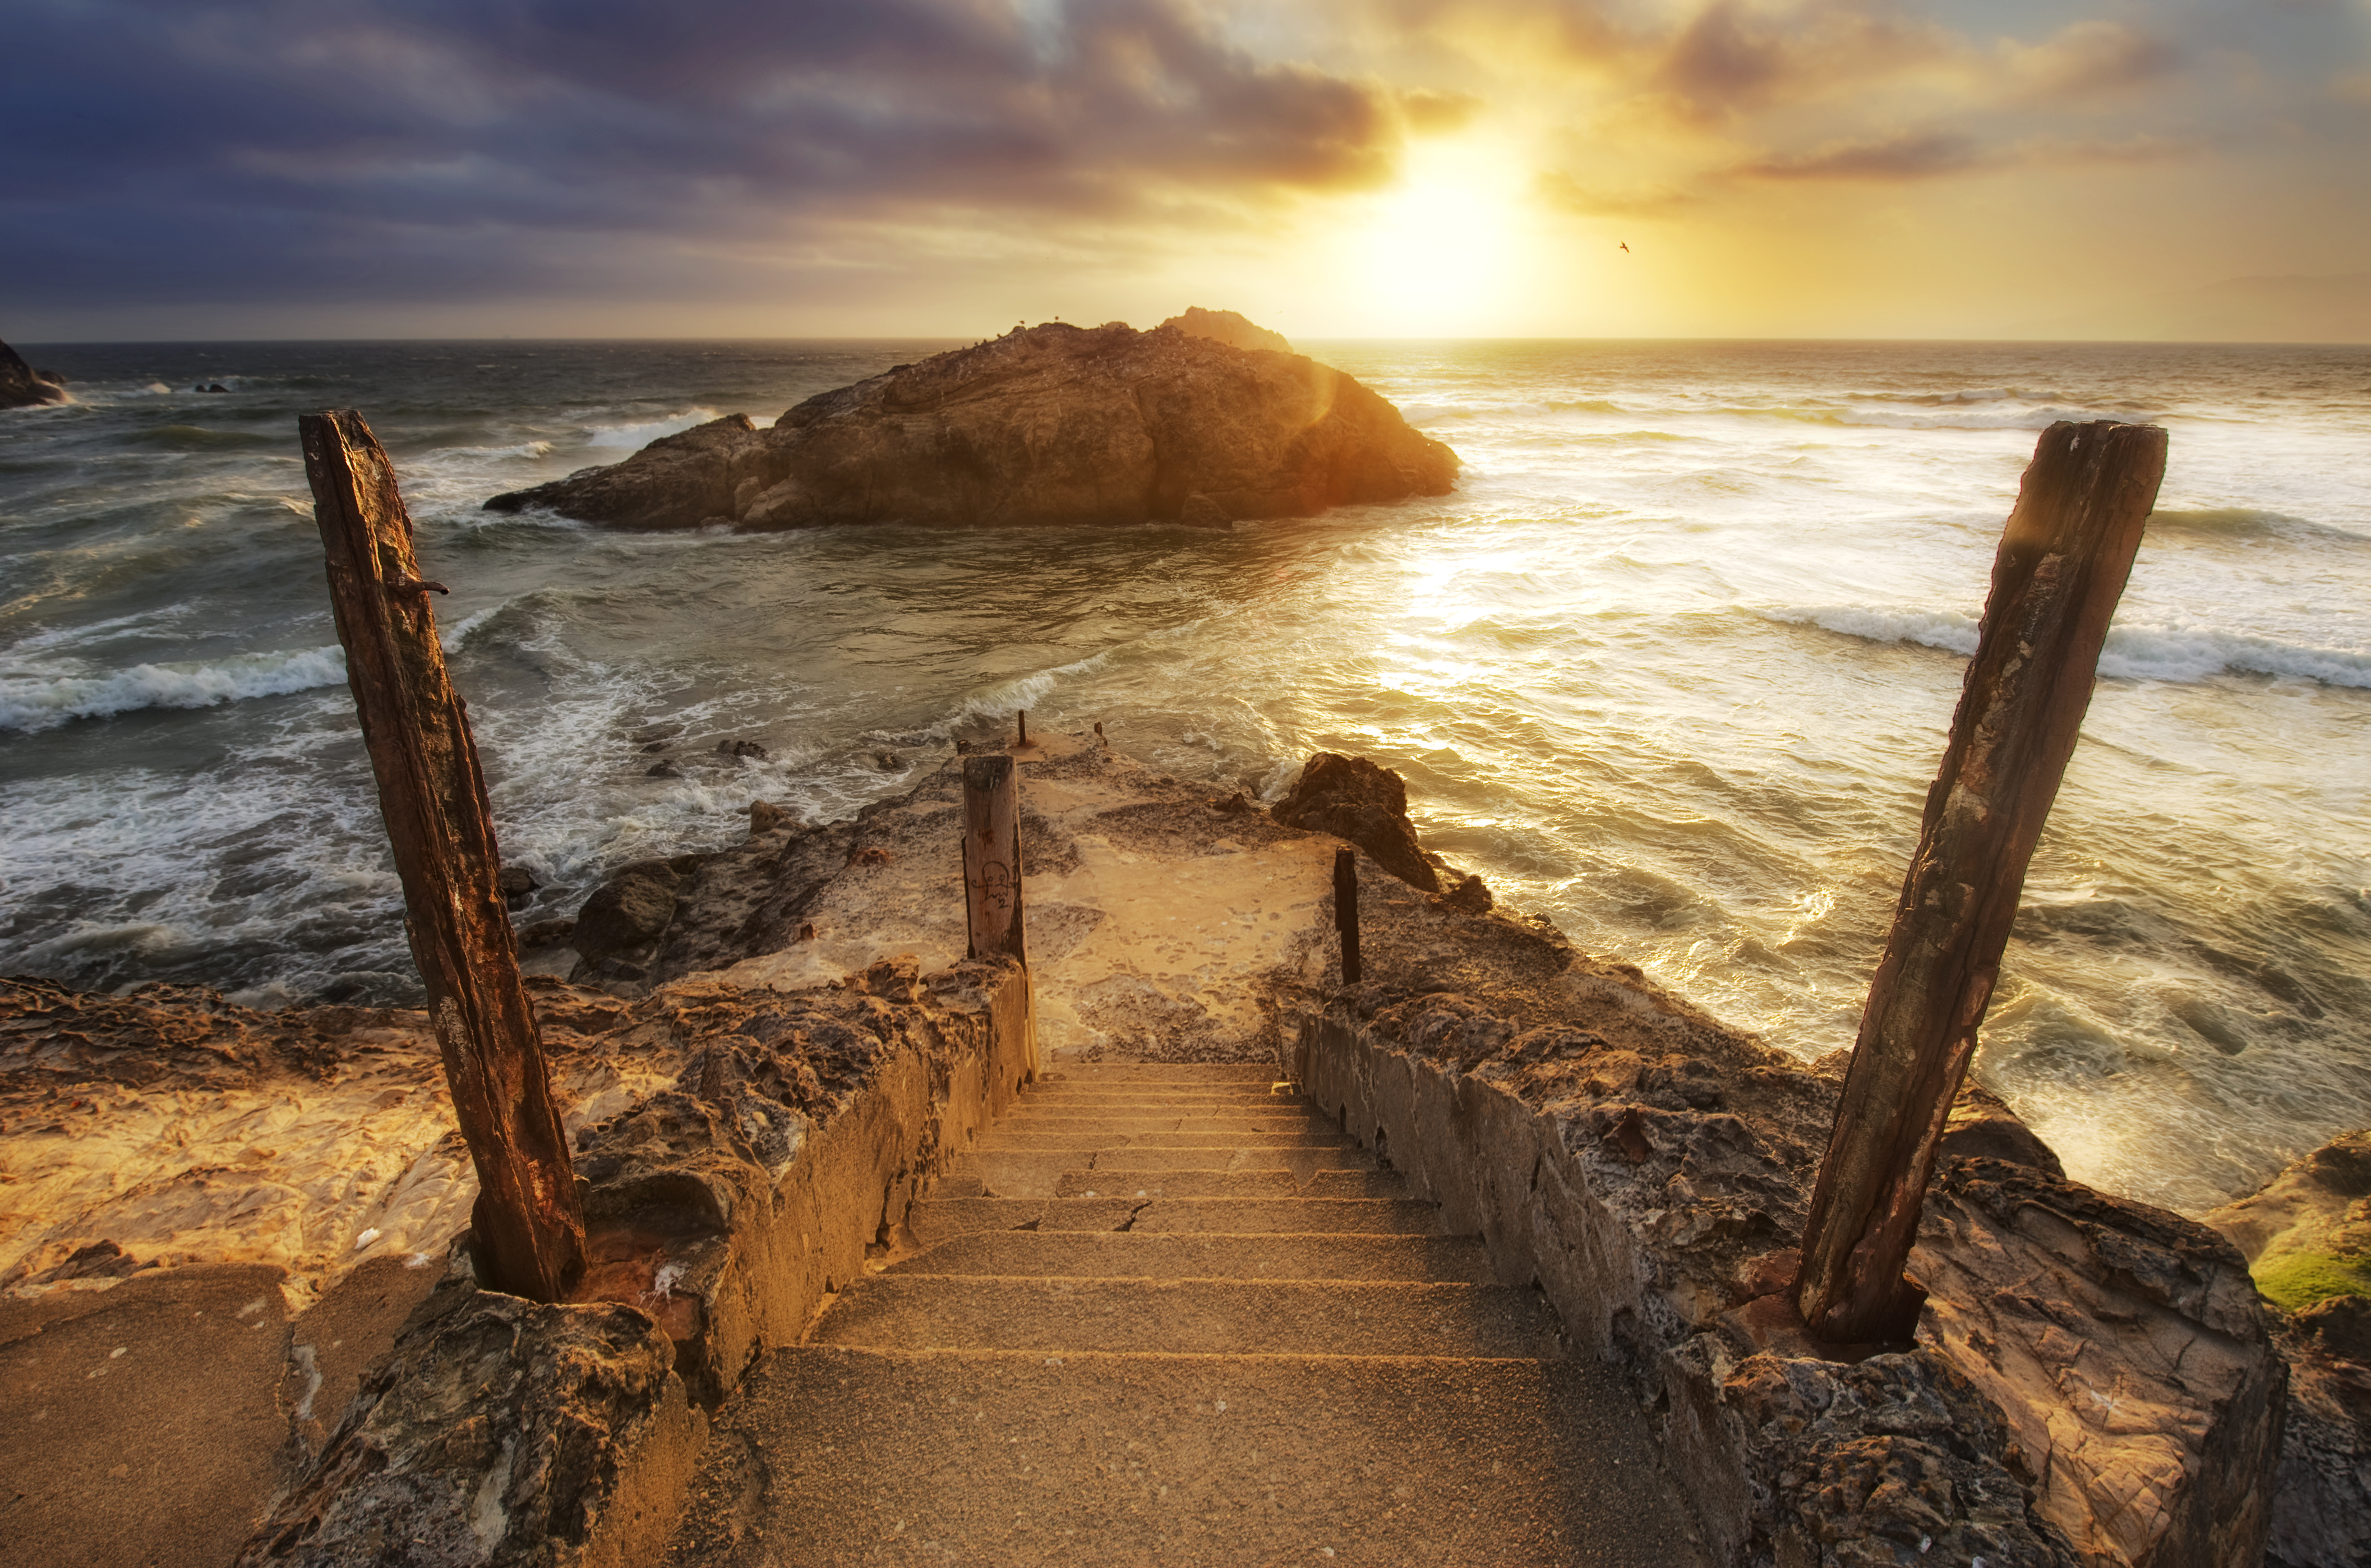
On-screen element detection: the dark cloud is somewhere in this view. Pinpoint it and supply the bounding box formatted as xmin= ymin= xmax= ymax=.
xmin=1653 ymin=1 xmax=1952 ymax=120
xmin=1737 ymin=128 xmax=2199 ymax=181
xmin=0 ymin=0 xmax=1403 ymax=308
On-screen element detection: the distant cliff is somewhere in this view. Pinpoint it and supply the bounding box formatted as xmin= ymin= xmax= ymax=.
xmin=485 ymin=318 xmax=1456 ymax=531
xmin=0 ymin=339 xmax=67 ymax=409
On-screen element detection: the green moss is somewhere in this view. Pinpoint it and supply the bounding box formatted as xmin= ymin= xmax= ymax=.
xmin=2255 ymin=1249 xmax=2371 ymax=1312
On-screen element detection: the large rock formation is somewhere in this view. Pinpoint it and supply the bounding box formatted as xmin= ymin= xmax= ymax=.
xmin=485 ymin=319 xmax=1456 ymax=531
xmin=0 ymin=339 xmax=66 ymax=408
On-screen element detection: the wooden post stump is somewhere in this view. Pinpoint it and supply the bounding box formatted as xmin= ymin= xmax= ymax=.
xmin=300 ymin=409 xmax=586 ymax=1303
xmin=962 ymin=753 xmax=1025 ymax=962
xmin=1795 ymin=419 xmax=2166 ymax=1344
xmin=1334 ymin=847 xmax=1362 ymax=985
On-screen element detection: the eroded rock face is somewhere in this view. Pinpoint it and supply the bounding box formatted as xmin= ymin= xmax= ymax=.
xmin=483 ymin=320 xmax=1455 ymax=531
xmin=0 ymin=339 xmax=66 ymax=409
xmin=1270 ymin=751 xmax=1442 ymax=893
xmin=234 ymin=1289 xmax=696 ymax=1567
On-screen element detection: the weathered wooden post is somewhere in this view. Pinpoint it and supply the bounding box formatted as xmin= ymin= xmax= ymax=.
xmin=1016 ymin=710 xmax=1030 ymax=748
xmin=299 ymin=409 xmax=586 ymax=1303
xmin=1334 ymin=847 xmax=1362 ymax=985
xmin=1795 ymin=419 xmax=2166 ymax=1343
xmin=962 ymin=753 xmax=1025 ymax=962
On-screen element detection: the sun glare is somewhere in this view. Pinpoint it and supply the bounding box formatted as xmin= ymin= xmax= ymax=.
xmin=1336 ymin=138 xmax=1537 ymax=335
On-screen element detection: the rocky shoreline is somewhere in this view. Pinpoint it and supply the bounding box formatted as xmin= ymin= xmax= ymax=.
xmin=2 ymin=734 xmax=2361 ymax=1564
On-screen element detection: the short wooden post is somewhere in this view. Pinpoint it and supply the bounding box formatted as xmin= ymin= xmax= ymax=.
xmin=962 ymin=754 xmax=1025 ymax=962
xmin=1795 ymin=419 xmax=2166 ymax=1343
xmin=300 ymin=409 xmax=586 ymax=1303
xmin=1016 ymin=709 xmax=1030 ymax=748
xmin=1334 ymin=847 xmax=1362 ymax=984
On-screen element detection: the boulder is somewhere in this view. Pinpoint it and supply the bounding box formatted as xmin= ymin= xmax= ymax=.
xmin=0 ymin=339 xmax=66 ymax=409
xmin=484 ymin=320 xmax=1455 ymax=531
xmin=1270 ymin=751 xmax=1442 ymax=892
xmin=1160 ymin=306 xmax=1293 ymax=354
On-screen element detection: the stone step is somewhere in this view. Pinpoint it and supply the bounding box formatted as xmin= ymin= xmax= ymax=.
xmin=1053 ymin=1169 xmax=1409 ymax=1200
xmin=809 ymin=1276 xmax=1561 ymax=1359
xmin=1022 ymin=1082 xmax=1295 ymax=1100
xmin=879 ymin=1230 xmax=1497 ymax=1284
xmin=661 ymin=1347 xmax=1700 ymax=1567
xmin=906 ymin=1196 xmax=1446 ymax=1245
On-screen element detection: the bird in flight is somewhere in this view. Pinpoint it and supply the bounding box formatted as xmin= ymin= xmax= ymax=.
xmin=1620 ymin=241 xmax=1631 ymax=253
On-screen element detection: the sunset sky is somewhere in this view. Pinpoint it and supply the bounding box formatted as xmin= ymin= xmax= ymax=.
xmin=6 ymin=0 xmax=2368 ymax=341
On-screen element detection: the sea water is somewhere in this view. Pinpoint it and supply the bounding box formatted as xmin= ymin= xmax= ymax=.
xmin=2 ymin=337 xmax=2365 ymax=1214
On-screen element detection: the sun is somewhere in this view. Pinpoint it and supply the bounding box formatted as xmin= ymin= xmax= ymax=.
xmin=1334 ymin=136 xmax=1537 ymax=335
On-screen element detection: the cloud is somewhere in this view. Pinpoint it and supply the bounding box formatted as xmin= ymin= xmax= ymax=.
xmin=0 ymin=0 xmax=1408 ymax=307
xmin=1736 ymin=128 xmax=2200 ymax=181
xmin=1533 ymin=169 xmax=1700 ymax=216
xmin=1998 ymin=20 xmax=2181 ymax=103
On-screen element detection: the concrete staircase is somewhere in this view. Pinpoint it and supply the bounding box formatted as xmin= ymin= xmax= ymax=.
xmin=662 ymin=1064 xmax=1701 ymax=1566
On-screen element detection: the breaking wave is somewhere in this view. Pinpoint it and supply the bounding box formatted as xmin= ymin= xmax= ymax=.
xmin=1766 ymin=605 xmax=2371 ymax=688
xmin=0 ymin=646 xmax=349 ymax=733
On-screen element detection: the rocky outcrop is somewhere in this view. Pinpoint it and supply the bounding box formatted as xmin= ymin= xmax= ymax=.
xmin=0 ymin=339 xmax=66 ymax=409
xmin=1160 ymin=306 xmax=1293 ymax=354
xmin=1270 ymin=750 xmax=1442 ymax=892
xmin=2206 ymin=1128 xmax=2371 ymax=1567
xmin=484 ymin=320 xmax=1455 ymax=531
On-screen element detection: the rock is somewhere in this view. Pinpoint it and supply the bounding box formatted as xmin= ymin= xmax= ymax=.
xmin=0 ymin=339 xmax=67 ymax=409
xmin=483 ymin=320 xmax=1456 ymax=532
xmin=518 ymin=917 xmax=576 ymax=951
xmin=1160 ymin=306 xmax=1293 ymax=354
xmin=1939 ymin=1081 xmax=2066 ymax=1178
xmin=570 ymin=860 xmax=689 ymax=987
xmin=1270 ymin=751 xmax=1441 ymax=892
xmin=234 ymin=1289 xmax=696 ymax=1568
xmin=646 ymin=759 xmax=681 ymax=778
xmin=496 ymin=865 xmax=539 ymax=908
xmin=2207 ymin=1128 xmax=2371 ymax=1566
xmin=748 ymin=800 xmax=791 ymax=834
xmin=2205 ymin=1126 xmax=2371 ymax=1311
xmin=1438 ymin=872 xmax=1493 ymax=914
xmin=717 ymin=738 xmax=768 ymax=761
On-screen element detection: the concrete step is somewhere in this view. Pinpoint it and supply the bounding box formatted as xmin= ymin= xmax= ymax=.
xmin=907 ymin=1196 xmax=1446 ymax=1245
xmin=1045 ymin=1063 xmax=1279 ymax=1081
xmin=809 ymin=1276 xmax=1561 ymax=1359
xmin=979 ymin=1129 xmax=1354 ymax=1151
xmin=948 ymin=1148 xmax=1373 ymax=1200
xmin=995 ymin=1112 xmax=1328 ymax=1137
xmin=1052 ymin=1169 xmax=1409 ymax=1200
xmin=880 ymin=1230 xmax=1497 ymax=1284
xmin=661 ymin=1346 xmax=1703 ymax=1567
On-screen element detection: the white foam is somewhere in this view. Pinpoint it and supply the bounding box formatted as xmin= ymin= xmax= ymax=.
xmin=583 ymin=410 xmax=723 ymax=449
xmin=0 ymin=646 xmax=349 ymax=733
xmin=1767 ymin=605 xmax=2371 ymax=688
xmin=2098 ymin=624 xmax=2371 ymax=688
xmin=1765 ymin=604 xmax=1981 ymax=657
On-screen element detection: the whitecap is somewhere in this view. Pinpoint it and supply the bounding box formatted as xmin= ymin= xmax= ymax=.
xmin=583 ymin=410 xmax=725 ymax=449
xmin=1766 ymin=605 xmax=2371 ymax=689
xmin=0 ymin=645 xmax=349 ymax=733
xmin=1764 ymin=605 xmax=1981 ymax=657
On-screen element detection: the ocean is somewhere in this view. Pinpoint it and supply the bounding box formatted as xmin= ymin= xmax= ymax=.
xmin=2 ymin=336 xmax=2365 ymax=1215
